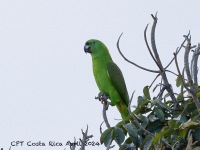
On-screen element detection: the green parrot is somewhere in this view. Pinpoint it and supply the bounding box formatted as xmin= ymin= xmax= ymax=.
xmin=84 ymin=39 xmax=129 ymax=120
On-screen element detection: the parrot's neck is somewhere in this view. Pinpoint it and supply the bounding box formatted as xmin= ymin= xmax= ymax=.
xmin=91 ymin=51 xmax=112 ymax=60
xmin=92 ymin=55 xmax=112 ymax=63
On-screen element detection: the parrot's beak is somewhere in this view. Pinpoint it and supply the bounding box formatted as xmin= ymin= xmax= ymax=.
xmin=84 ymin=45 xmax=91 ymax=53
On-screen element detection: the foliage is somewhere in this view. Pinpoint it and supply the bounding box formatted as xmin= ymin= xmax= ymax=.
xmin=100 ymin=13 xmax=200 ymax=150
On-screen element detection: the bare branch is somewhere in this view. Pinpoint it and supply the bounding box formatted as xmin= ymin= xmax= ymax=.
xmin=174 ymin=52 xmax=191 ymax=92
xmin=191 ymin=94 xmax=200 ymax=113
xmin=165 ymin=70 xmax=179 ymax=76
xmin=150 ymin=13 xmax=162 ymax=68
xmin=186 ymin=129 xmax=193 ymax=150
xmin=144 ymin=24 xmax=162 ymax=70
xmin=117 ymin=33 xmax=159 ymax=73
xmin=79 ymin=125 xmax=93 ymax=150
xmin=100 ymin=121 xmax=104 ymax=134
xmin=149 ymin=74 xmax=160 ymax=89
xmin=184 ymin=35 xmax=195 ymax=87
xmin=165 ymin=31 xmax=190 ymax=69
xmin=70 ymin=138 xmax=76 ymax=150
xmin=150 ymin=13 xmax=178 ymax=109
xmin=191 ymin=43 xmax=200 ymax=84
xmin=102 ymin=102 xmax=111 ymax=128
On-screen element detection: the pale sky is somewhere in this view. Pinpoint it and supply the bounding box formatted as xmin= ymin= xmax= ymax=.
xmin=0 ymin=1 xmax=200 ymax=150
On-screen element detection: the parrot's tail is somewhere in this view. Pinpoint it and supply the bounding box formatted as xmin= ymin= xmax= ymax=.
xmin=116 ymin=100 xmax=129 ymax=120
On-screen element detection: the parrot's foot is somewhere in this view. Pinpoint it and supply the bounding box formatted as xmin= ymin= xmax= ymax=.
xmin=95 ymin=92 xmax=109 ymax=109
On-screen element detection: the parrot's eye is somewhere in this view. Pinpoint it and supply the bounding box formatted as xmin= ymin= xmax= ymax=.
xmin=92 ymin=41 xmax=96 ymax=45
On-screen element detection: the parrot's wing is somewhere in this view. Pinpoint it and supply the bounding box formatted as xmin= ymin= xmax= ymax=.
xmin=107 ymin=61 xmax=129 ymax=106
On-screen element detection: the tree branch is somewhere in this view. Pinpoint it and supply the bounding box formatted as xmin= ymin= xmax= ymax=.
xmin=174 ymin=52 xmax=191 ymax=92
xmin=117 ymin=33 xmax=159 ymax=73
xmin=165 ymin=32 xmax=190 ymax=69
xmin=102 ymin=102 xmax=111 ymax=128
xmin=191 ymin=43 xmax=200 ymax=84
xmin=150 ymin=13 xmax=178 ymax=109
xmin=144 ymin=24 xmax=162 ymax=70
xmin=79 ymin=125 xmax=93 ymax=150
xmin=184 ymin=35 xmax=195 ymax=87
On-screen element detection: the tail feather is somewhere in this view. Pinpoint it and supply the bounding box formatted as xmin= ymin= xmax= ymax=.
xmin=116 ymin=100 xmax=129 ymax=120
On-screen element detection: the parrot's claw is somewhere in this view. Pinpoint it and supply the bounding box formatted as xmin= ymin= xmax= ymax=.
xmin=95 ymin=92 xmax=109 ymax=106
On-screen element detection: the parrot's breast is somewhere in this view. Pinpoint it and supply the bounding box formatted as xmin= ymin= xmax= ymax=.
xmin=92 ymin=58 xmax=122 ymax=105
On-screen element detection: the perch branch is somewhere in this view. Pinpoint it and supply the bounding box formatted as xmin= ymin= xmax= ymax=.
xmin=102 ymin=102 xmax=111 ymax=128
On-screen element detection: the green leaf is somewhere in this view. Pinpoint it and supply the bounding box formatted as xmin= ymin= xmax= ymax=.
xmin=157 ymin=101 xmax=171 ymax=111
xmin=142 ymin=135 xmax=153 ymax=150
xmin=193 ymin=126 xmax=200 ymax=141
xmin=153 ymin=120 xmax=177 ymax=144
xmin=155 ymin=108 xmax=165 ymax=122
xmin=138 ymin=114 xmax=148 ymax=128
xmin=180 ymin=119 xmax=198 ymax=129
xmin=123 ymin=123 xmax=139 ymax=147
xmin=138 ymin=96 xmax=144 ymax=104
xmin=153 ymin=84 xmax=159 ymax=92
xmin=113 ymin=127 xmax=125 ymax=145
xmin=146 ymin=120 xmax=165 ymax=133
xmin=177 ymin=93 xmax=184 ymax=101
xmin=100 ymin=127 xmax=114 ymax=146
xmin=143 ymin=86 xmax=151 ymax=100
xmin=153 ymin=126 xmax=170 ymax=144
xmin=134 ymin=99 xmax=150 ymax=115
xmin=164 ymin=93 xmax=170 ymax=98
xmin=149 ymin=114 xmax=157 ymax=122
xmin=124 ymin=137 xmax=132 ymax=144
xmin=120 ymin=143 xmax=136 ymax=150
xmin=176 ymin=75 xmax=182 ymax=87
xmin=179 ymin=128 xmax=188 ymax=138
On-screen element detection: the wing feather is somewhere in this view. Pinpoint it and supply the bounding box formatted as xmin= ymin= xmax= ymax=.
xmin=107 ymin=61 xmax=129 ymax=106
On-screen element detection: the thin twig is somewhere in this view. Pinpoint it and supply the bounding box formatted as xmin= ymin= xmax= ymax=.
xmin=149 ymin=74 xmax=160 ymax=89
xmin=165 ymin=70 xmax=178 ymax=76
xmin=100 ymin=121 xmax=104 ymax=134
xmin=117 ymin=33 xmax=159 ymax=73
xmin=174 ymin=52 xmax=191 ymax=92
xmin=165 ymin=31 xmax=190 ymax=69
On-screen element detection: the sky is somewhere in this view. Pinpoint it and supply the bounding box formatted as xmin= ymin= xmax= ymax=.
xmin=0 ymin=1 xmax=200 ymax=150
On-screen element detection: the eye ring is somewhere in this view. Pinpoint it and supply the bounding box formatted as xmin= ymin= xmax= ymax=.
xmin=92 ymin=41 xmax=96 ymax=45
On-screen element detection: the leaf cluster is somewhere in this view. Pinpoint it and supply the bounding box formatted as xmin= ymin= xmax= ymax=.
xmin=100 ymin=13 xmax=200 ymax=150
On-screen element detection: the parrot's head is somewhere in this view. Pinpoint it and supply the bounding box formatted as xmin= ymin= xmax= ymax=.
xmin=84 ymin=39 xmax=111 ymax=58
